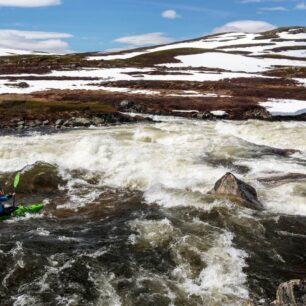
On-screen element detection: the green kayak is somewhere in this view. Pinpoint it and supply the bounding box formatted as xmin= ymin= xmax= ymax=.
xmin=0 ymin=204 xmax=44 ymax=221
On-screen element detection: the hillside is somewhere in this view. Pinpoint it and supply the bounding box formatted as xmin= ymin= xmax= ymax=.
xmin=0 ymin=26 xmax=306 ymax=125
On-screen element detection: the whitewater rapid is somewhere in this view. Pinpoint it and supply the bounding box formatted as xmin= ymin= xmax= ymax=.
xmin=0 ymin=117 xmax=305 ymax=306
xmin=0 ymin=118 xmax=305 ymax=214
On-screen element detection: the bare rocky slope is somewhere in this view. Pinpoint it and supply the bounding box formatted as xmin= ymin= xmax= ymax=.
xmin=0 ymin=26 xmax=305 ymax=130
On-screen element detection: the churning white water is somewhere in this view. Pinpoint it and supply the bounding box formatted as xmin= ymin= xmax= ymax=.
xmin=0 ymin=117 xmax=305 ymax=306
xmin=0 ymin=117 xmax=305 ymax=214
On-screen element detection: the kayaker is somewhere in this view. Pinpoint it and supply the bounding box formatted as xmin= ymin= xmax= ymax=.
xmin=0 ymin=190 xmax=15 ymax=216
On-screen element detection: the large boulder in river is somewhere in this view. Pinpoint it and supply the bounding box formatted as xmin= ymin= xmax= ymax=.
xmin=208 ymin=172 xmax=263 ymax=210
xmin=271 ymin=279 xmax=306 ymax=306
xmin=17 ymin=162 xmax=66 ymax=195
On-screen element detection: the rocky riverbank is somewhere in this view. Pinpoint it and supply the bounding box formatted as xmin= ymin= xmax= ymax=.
xmin=0 ymin=97 xmax=153 ymax=134
xmin=4 ymin=113 xmax=151 ymax=131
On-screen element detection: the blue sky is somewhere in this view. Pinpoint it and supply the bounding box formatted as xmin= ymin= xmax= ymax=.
xmin=0 ymin=0 xmax=305 ymax=53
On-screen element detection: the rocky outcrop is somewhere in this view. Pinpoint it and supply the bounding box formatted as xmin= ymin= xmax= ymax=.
xmin=271 ymin=279 xmax=306 ymax=306
xmin=1 ymin=112 xmax=152 ymax=133
xmin=242 ymin=107 xmax=272 ymax=120
xmin=208 ymin=172 xmax=263 ymax=209
xmin=118 ymin=99 xmax=144 ymax=113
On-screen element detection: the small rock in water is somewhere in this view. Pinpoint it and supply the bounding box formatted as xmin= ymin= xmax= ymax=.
xmin=55 ymin=119 xmax=64 ymax=127
xmin=91 ymin=116 xmax=104 ymax=126
xmin=72 ymin=117 xmax=91 ymax=127
xmin=208 ymin=172 xmax=263 ymax=209
xmin=271 ymin=279 xmax=306 ymax=306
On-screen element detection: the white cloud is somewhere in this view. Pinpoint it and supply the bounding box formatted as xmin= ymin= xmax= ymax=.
xmin=212 ymin=20 xmax=276 ymax=33
xmin=240 ymin=0 xmax=285 ymax=3
xmin=0 ymin=29 xmax=72 ymax=53
xmin=0 ymin=0 xmax=61 ymax=7
xmin=295 ymin=2 xmax=306 ymax=9
xmin=114 ymin=32 xmax=174 ymax=47
xmin=260 ymin=6 xmax=288 ymax=11
xmin=162 ymin=10 xmax=180 ymax=19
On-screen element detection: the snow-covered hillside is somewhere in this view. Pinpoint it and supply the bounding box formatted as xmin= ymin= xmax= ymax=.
xmin=0 ymin=47 xmax=50 ymax=57
xmin=0 ymin=27 xmax=305 ymax=119
xmin=88 ymin=27 xmax=306 ymax=62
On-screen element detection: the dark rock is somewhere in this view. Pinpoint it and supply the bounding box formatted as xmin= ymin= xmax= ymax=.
xmin=62 ymin=120 xmax=72 ymax=127
xmin=271 ymin=279 xmax=306 ymax=306
xmin=72 ymin=117 xmax=91 ymax=127
xmin=242 ymin=108 xmax=272 ymax=120
xmin=119 ymin=99 xmax=134 ymax=110
xmin=208 ymin=172 xmax=263 ymax=210
xmin=18 ymin=82 xmax=30 ymax=88
xmin=204 ymin=155 xmax=250 ymax=174
xmin=261 ymin=147 xmax=300 ymax=158
xmin=258 ymin=173 xmax=306 ymax=186
xmin=28 ymin=121 xmax=36 ymax=128
xmin=196 ymin=111 xmax=214 ymax=120
xmin=9 ymin=82 xmax=30 ymax=88
xmin=91 ymin=116 xmax=104 ymax=126
xmin=22 ymin=162 xmax=66 ymax=194
xmin=55 ymin=119 xmax=64 ymax=127
xmin=133 ymin=115 xmax=152 ymax=122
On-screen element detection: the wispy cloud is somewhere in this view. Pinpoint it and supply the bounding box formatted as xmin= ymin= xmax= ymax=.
xmin=162 ymin=10 xmax=180 ymax=19
xmin=0 ymin=0 xmax=61 ymax=7
xmin=212 ymin=20 xmax=276 ymax=33
xmin=240 ymin=0 xmax=285 ymax=3
xmin=114 ymin=32 xmax=174 ymax=47
xmin=259 ymin=6 xmax=288 ymax=11
xmin=0 ymin=29 xmax=72 ymax=53
xmin=295 ymin=2 xmax=306 ymax=9
xmin=133 ymin=1 xmax=230 ymax=17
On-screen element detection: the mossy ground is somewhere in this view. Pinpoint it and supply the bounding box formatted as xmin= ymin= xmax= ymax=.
xmin=0 ymin=99 xmax=115 ymax=115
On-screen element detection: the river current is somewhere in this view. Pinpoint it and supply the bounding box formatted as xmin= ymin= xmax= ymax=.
xmin=0 ymin=117 xmax=305 ymax=306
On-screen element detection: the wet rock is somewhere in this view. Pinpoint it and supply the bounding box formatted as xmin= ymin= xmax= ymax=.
xmin=271 ymin=279 xmax=306 ymax=306
xmin=42 ymin=120 xmax=50 ymax=126
xmin=55 ymin=119 xmax=64 ymax=127
xmin=72 ymin=117 xmax=91 ymax=127
xmin=242 ymin=108 xmax=272 ymax=120
xmin=258 ymin=173 xmax=306 ymax=186
xmin=208 ymin=172 xmax=263 ymax=210
xmin=247 ymin=144 xmax=300 ymax=159
xmin=261 ymin=147 xmax=300 ymax=158
xmin=119 ymin=99 xmax=134 ymax=110
xmin=204 ymin=155 xmax=250 ymax=174
xmin=91 ymin=116 xmax=104 ymax=126
xmin=22 ymin=162 xmax=66 ymax=195
xmin=28 ymin=121 xmax=36 ymax=128
xmin=196 ymin=111 xmax=214 ymax=120
xmin=133 ymin=115 xmax=152 ymax=122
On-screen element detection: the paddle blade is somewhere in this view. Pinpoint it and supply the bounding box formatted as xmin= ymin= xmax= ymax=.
xmin=13 ymin=173 xmax=21 ymax=189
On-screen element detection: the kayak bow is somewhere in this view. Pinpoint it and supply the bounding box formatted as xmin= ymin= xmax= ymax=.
xmin=0 ymin=204 xmax=44 ymax=221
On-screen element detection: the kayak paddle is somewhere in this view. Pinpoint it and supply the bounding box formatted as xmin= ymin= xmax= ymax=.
xmin=14 ymin=172 xmax=21 ymax=189
xmin=13 ymin=172 xmax=21 ymax=207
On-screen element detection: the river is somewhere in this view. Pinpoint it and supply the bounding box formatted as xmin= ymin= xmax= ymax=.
xmin=0 ymin=117 xmax=305 ymax=306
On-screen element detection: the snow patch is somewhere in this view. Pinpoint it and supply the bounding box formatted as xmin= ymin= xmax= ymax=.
xmin=160 ymin=52 xmax=306 ymax=73
xmin=260 ymin=99 xmax=306 ymax=116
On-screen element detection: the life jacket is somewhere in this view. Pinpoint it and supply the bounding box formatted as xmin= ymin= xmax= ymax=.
xmin=0 ymin=204 xmax=4 ymax=215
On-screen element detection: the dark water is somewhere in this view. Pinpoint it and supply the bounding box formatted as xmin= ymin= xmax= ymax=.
xmin=0 ymin=121 xmax=305 ymax=305
xmin=1 ymin=187 xmax=306 ymax=306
